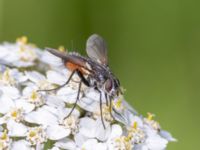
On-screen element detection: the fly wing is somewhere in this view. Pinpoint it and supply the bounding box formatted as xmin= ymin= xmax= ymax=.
xmin=46 ymin=47 xmax=90 ymax=70
xmin=86 ymin=34 xmax=108 ymax=65
xmin=45 ymin=48 xmax=69 ymax=60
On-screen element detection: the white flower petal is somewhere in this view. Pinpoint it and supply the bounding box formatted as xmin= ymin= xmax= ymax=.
xmin=94 ymin=119 xmax=111 ymax=141
xmin=15 ymin=100 xmax=35 ymax=113
xmin=11 ymin=69 xmax=28 ymax=83
xmin=55 ymin=138 xmax=76 ymax=150
xmin=12 ymin=140 xmax=31 ymax=150
xmin=7 ymin=120 xmax=27 ymax=137
xmin=129 ymin=115 xmax=144 ymax=127
xmin=55 ymin=107 xmax=80 ymax=121
xmin=146 ymin=135 xmax=168 ymax=150
xmin=79 ymin=117 xmax=96 ymax=138
xmin=0 ymin=46 xmax=9 ymax=58
xmin=57 ymin=87 xmax=79 ymax=104
xmin=74 ymin=132 xmax=88 ymax=147
xmin=42 ymin=105 xmax=59 ymax=115
xmin=22 ymin=86 xmax=34 ymax=96
xmin=81 ymin=139 xmax=107 ymax=150
xmin=121 ymin=109 xmax=142 ymax=126
xmin=47 ymin=70 xmax=67 ymax=85
xmin=35 ymin=143 xmax=44 ymax=150
xmin=85 ymin=88 xmax=107 ymax=103
xmin=134 ymin=144 xmax=148 ymax=150
xmin=0 ymin=95 xmax=14 ymax=114
xmin=25 ymin=71 xmax=45 ymax=83
xmin=49 ymin=147 xmax=61 ymax=150
xmin=1 ymin=86 xmax=20 ymax=99
xmin=78 ymin=97 xmax=99 ymax=112
xmin=0 ymin=117 xmax=5 ymax=124
xmin=95 ymin=143 xmax=107 ymax=150
xmin=81 ymin=139 xmax=98 ymax=150
xmin=25 ymin=107 xmax=58 ymax=125
xmin=109 ymin=124 xmax=123 ymax=139
xmin=46 ymin=95 xmax=65 ymax=108
xmin=46 ymin=125 xmax=70 ymax=140
xmin=160 ymin=130 xmax=177 ymax=142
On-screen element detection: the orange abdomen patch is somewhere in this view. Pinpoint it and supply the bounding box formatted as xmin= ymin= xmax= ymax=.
xmin=65 ymin=62 xmax=89 ymax=75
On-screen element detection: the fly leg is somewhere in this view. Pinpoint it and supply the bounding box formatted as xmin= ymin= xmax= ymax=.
xmin=37 ymin=70 xmax=76 ymax=92
xmin=96 ymin=88 xmax=106 ymax=129
xmin=65 ymin=70 xmax=90 ymax=118
xmin=105 ymin=93 xmax=109 ymax=106
xmin=65 ymin=80 xmax=82 ymax=118
xmin=108 ymin=96 xmax=115 ymax=120
xmin=104 ymin=93 xmax=115 ymax=120
xmin=74 ymin=71 xmax=106 ymax=129
xmin=112 ymin=107 xmax=126 ymax=123
xmin=108 ymin=96 xmax=126 ymax=122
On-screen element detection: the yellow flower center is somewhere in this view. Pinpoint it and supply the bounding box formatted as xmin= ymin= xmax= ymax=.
xmin=0 ymin=68 xmax=15 ymax=85
xmin=11 ymin=111 xmax=17 ymax=118
xmin=147 ymin=112 xmax=155 ymax=121
xmin=0 ymin=130 xmax=8 ymax=140
xmin=16 ymin=36 xmax=28 ymax=44
xmin=58 ymin=45 xmax=66 ymax=52
xmin=115 ymin=99 xmax=122 ymax=109
xmin=64 ymin=116 xmax=75 ymax=127
xmin=20 ymin=56 xmax=29 ymax=62
xmin=0 ymin=142 xmax=4 ymax=149
xmin=115 ymin=138 xmax=121 ymax=143
xmin=30 ymin=91 xmax=38 ymax=100
xmin=29 ymin=131 xmax=36 ymax=138
xmin=133 ymin=122 xmax=138 ymax=129
xmin=114 ymin=136 xmax=133 ymax=150
xmin=4 ymin=69 xmax=10 ymax=81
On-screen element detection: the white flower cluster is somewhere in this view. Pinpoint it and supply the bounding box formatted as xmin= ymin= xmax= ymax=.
xmin=0 ymin=37 xmax=176 ymax=150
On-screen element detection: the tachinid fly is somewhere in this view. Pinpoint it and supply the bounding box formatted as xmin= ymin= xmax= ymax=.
xmin=39 ymin=34 xmax=122 ymax=128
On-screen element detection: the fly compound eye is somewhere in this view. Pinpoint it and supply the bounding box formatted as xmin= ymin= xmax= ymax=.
xmin=104 ymin=79 xmax=113 ymax=92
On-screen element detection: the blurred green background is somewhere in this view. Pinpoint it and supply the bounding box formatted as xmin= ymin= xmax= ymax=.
xmin=0 ymin=0 xmax=200 ymax=149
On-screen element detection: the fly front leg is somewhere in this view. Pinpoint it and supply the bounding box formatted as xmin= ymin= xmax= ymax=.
xmin=108 ymin=96 xmax=115 ymax=120
xmin=105 ymin=93 xmax=109 ymax=106
xmin=110 ymin=96 xmax=126 ymax=122
xmin=108 ymin=96 xmax=125 ymax=122
xmin=37 ymin=69 xmax=77 ymax=92
xmin=105 ymin=93 xmax=114 ymax=120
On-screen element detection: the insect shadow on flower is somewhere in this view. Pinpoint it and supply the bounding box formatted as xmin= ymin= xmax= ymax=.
xmin=37 ymin=34 xmax=124 ymax=129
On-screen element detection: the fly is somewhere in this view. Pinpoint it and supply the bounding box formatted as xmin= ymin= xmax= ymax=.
xmin=39 ymin=34 xmax=122 ymax=128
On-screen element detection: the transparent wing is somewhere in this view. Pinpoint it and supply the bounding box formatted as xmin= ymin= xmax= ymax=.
xmin=86 ymin=34 xmax=108 ymax=65
xmin=45 ymin=48 xmax=68 ymax=60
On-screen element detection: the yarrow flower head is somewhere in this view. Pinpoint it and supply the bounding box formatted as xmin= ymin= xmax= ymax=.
xmin=26 ymin=126 xmax=47 ymax=146
xmin=0 ymin=36 xmax=176 ymax=150
xmin=0 ymin=36 xmax=41 ymax=68
xmin=0 ymin=130 xmax=11 ymax=150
